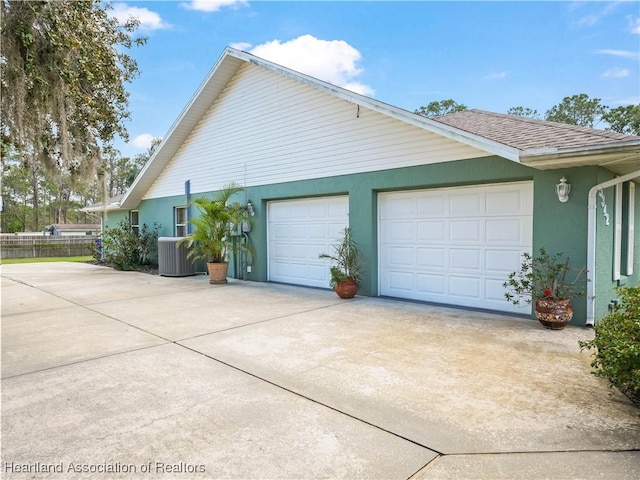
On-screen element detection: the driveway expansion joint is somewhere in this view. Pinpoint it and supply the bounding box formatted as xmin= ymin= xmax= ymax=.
xmin=176 ymin=341 xmax=444 ymax=457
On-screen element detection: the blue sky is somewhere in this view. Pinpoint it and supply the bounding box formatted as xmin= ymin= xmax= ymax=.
xmin=110 ymin=1 xmax=640 ymax=156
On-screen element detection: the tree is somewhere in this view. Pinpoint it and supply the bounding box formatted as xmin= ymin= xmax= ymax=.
xmin=602 ymin=104 xmax=640 ymax=136
xmin=99 ymin=137 xmax=160 ymax=198
xmin=1 ymin=0 xmax=146 ymax=182
xmin=544 ymin=93 xmax=608 ymax=128
xmin=1 ymin=154 xmax=31 ymax=232
xmin=130 ymin=137 xmax=161 ymax=184
xmin=507 ymin=106 xmax=541 ymax=119
xmin=414 ymin=99 xmax=467 ymax=118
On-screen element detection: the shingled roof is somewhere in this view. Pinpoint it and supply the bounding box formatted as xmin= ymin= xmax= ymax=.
xmin=433 ymin=109 xmax=639 ymax=151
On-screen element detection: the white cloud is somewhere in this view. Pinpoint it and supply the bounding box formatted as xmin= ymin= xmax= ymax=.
xmin=110 ymin=3 xmax=171 ymax=31
xmin=183 ymin=0 xmax=248 ymax=13
xmin=577 ymin=14 xmax=598 ymax=27
xmin=246 ymin=35 xmax=374 ymax=96
xmin=595 ymin=49 xmax=640 ymax=60
xmin=629 ymin=16 xmax=640 ymax=34
xmin=131 ymin=133 xmax=155 ymax=150
xmin=229 ymin=42 xmax=252 ymax=51
xmin=570 ymin=2 xmax=622 ymax=29
xmin=483 ymin=72 xmax=508 ymax=80
xmin=602 ymin=67 xmax=629 ymax=78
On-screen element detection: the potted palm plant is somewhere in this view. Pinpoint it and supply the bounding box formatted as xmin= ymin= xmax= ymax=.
xmin=503 ymin=248 xmax=587 ymax=329
xmin=178 ymin=183 xmax=253 ymax=284
xmin=319 ymin=227 xmax=362 ymax=298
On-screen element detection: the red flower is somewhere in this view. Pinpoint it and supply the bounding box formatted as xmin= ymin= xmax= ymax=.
xmin=543 ymin=289 xmax=552 ymax=297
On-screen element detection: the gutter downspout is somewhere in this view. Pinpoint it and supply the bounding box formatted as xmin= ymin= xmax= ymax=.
xmin=587 ymin=169 xmax=640 ymax=326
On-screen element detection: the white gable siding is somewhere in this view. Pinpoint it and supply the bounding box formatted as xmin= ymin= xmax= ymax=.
xmin=144 ymin=64 xmax=491 ymax=200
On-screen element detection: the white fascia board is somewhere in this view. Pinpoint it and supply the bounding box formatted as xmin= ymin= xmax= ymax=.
xmin=232 ymin=49 xmax=522 ymax=162
xmin=82 ymin=202 xmax=123 ymax=213
xmin=521 ymin=140 xmax=640 ymax=161
xmin=120 ymin=49 xmax=244 ymax=210
xmin=120 ymin=47 xmax=522 ymax=210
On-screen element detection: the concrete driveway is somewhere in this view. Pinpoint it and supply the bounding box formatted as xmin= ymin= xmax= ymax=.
xmin=2 ymin=262 xmax=639 ymax=479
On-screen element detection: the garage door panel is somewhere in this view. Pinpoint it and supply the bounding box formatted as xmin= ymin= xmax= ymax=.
xmin=272 ymin=223 xmax=293 ymax=240
xmin=326 ymin=224 xmax=348 ymax=243
xmin=287 ymin=224 xmax=307 ymax=240
xmin=328 ymin=199 xmax=349 ymax=217
xmin=485 ymin=249 xmax=523 ymax=273
xmin=289 ymin=204 xmax=309 ymax=219
xmin=486 ymin=278 xmax=510 ymax=302
xmin=485 ymin=219 xmax=524 ymax=243
xmin=449 ymin=276 xmax=481 ymax=299
xmin=307 ymin=223 xmax=327 ymax=239
xmin=381 ymin=197 xmax=416 ymax=219
xmin=450 ymin=249 xmax=481 ymax=270
xmin=417 ymin=247 xmax=445 ymax=268
xmin=307 ymin=242 xmax=329 ymax=259
xmin=268 ymin=196 xmax=348 ymax=288
xmin=308 ymin=203 xmax=328 ymax=218
xmin=417 ymin=196 xmax=447 ymax=216
xmin=451 ymin=193 xmax=483 ymax=215
xmin=388 ymin=271 xmax=415 ymax=291
xmin=417 ymin=273 xmax=445 ymax=295
xmin=273 ymin=261 xmax=303 ymax=277
xmin=288 ymin=244 xmax=308 ymax=259
xmin=383 ymin=221 xmax=415 ymax=242
xmin=380 ymin=182 xmax=533 ymax=313
xmin=389 ymin=246 xmax=414 ymax=266
xmin=486 ymin=190 xmax=528 ymax=214
xmin=418 ymin=221 xmax=445 ymax=241
xmin=307 ymin=264 xmax=326 ymax=282
xmin=450 ymin=221 xmax=481 ymax=242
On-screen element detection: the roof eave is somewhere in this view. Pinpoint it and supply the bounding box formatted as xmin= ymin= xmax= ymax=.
xmin=520 ymin=140 xmax=640 ymax=170
xmin=242 ymin=51 xmax=521 ymax=161
xmin=82 ymin=203 xmax=123 ymax=213
xmin=118 ymin=48 xmax=526 ymax=211
xmin=119 ymin=48 xmax=247 ymax=210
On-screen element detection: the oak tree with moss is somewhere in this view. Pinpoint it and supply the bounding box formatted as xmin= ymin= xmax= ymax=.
xmin=1 ymin=0 xmax=146 ymax=227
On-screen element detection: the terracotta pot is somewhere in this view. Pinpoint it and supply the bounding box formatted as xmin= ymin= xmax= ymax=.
xmin=207 ymin=262 xmax=228 ymax=284
xmin=535 ymin=298 xmax=573 ymax=330
xmin=334 ymin=279 xmax=359 ymax=299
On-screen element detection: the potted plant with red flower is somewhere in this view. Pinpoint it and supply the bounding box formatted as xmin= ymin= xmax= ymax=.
xmin=503 ymin=248 xmax=587 ymax=329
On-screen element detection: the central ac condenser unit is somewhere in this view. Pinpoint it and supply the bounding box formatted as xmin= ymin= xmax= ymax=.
xmin=158 ymin=237 xmax=195 ymax=277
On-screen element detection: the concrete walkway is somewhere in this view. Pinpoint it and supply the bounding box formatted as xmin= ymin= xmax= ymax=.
xmin=1 ymin=262 xmax=638 ymax=479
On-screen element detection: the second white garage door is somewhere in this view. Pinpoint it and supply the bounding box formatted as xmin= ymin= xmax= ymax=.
xmin=268 ymin=196 xmax=349 ymax=288
xmin=379 ymin=182 xmax=533 ymax=313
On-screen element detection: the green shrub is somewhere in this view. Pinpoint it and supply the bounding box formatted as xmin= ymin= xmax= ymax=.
xmin=101 ymin=219 xmax=160 ymax=271
xmin=580 ymin=286 xmax=640 ymax=406
xmin=88 ymin=237 xmax=102 ymax=262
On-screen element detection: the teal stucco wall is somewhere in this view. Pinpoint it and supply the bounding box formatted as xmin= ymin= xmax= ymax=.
xmin=117 ymin=156 xmax=635 ymax=325
xmin=104 ymin=210 xmax=129 ymax=230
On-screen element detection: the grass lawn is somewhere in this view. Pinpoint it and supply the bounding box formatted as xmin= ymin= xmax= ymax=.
xmin=1 ymin=256 xmax=93 ymax=265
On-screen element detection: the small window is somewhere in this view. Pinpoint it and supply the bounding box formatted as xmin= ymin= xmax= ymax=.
xmin=175 ymin=206 xmax=187 ymax=237
xmin=623 ymin=182 xmax=635 ymax=276
xmin=130 ymin=210 xmax=139 ymax=235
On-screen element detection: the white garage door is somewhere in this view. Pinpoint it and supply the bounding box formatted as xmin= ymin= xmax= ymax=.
xmin=379 ymin=182 xmax=533 ymax=313
xmin=268 ymin=196 xmax=349 ymax=288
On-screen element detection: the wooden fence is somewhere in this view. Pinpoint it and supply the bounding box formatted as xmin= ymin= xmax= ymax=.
xmin=0 ymin=235 xmax=98 ymax=259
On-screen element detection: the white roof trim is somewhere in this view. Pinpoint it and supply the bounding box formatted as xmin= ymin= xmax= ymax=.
xmin=118 ymin=47 xmax=522 ymax=210
xmin=521 ymin=139 xmax=640 ymax=158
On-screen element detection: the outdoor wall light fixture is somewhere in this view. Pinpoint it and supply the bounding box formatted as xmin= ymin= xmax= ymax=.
xmin=556 ymin=177 xmax=571 ymax=203
xmin=245 ymin=200 xmax=255 ymax=217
